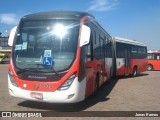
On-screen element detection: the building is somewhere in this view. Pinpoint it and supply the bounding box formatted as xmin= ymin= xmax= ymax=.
xmin=0 ymin=36 xmax=12 ymax=52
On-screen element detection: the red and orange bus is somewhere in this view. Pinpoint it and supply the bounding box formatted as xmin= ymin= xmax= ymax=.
xmin=8 ymin=11 xmax=147 ymax=103
xmin=147 ymin=51 xmax=160 ymax=70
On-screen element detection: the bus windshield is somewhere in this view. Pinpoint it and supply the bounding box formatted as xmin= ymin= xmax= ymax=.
xmin=13 ymin=20 xmax=79 ymax=73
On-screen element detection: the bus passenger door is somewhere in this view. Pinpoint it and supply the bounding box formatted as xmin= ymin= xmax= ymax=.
xmin=104 ymin=40 xmax=112 ymax=80
xmin=124 ymin=48 xmax=130 ymax=74
xmin=83 ymin=32 xmax=95 ymax=97
xmin=116 ymin=42 xmax=125 ymax=76
xmin=102 ymin=38 xmax=108 ymax=82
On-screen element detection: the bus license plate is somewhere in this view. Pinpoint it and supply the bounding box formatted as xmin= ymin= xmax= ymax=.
xmin=30 ymin=92 xmax=43 ymax=100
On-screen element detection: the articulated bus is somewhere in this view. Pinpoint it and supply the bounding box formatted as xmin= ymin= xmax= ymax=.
xmin=147 ymin=51 xmax=160 ymax=70
xmin=8 ymin=11 xmax=147 ymax=103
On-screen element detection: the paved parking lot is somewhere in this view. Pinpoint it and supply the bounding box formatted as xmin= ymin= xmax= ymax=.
xmin=0 ymin=64 xmax=160 ymax=119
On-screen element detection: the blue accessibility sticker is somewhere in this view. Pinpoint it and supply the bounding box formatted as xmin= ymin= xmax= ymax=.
xmin=42 ymin=57 xmax=53 ymax=65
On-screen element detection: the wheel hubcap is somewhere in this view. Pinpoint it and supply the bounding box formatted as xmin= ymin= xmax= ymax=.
xmin=148 ymin=65 xmax=152 ymax=70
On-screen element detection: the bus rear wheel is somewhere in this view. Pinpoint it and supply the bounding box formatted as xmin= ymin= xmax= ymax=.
xmin=147 ymin=64 xmax=153 ymax=71
xmin=132 ymin=67 xmax=138 ymax=77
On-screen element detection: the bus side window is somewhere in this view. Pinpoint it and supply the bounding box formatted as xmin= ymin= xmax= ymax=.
xmin=157 ymin=55 xmax=160 ymax=60
xmin=116 ymin=43 xmax=125 ymax=58
xmin=154 ymin=54 xmax=158 ymax=60
xmin=148 ymin=53 xmax=154 ymax=60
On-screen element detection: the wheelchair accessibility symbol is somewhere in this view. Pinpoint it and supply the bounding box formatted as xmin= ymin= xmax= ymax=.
xmin=43 ymin=57 xmax=53 ymax=65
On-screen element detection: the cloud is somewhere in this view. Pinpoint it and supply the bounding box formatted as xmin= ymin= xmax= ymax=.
xmin=0 ymin=13 xmax=19 ymax=25
xmin=87 ymin=0 xmax=119 ymax=12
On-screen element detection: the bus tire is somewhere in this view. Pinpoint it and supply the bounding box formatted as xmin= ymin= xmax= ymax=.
xmin=147 ymin=64 xmax=153 ymax=71
xmin=132 ymin=67 xmax=138 ymax=77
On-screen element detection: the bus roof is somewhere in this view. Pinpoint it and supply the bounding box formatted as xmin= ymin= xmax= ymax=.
xmin=113 ymin=37 xmax=146 ymax=47
xmin=22 ymin=11 xmax=94 ymax=21
xmin=148 ymin=50 xmax=160 ymax=54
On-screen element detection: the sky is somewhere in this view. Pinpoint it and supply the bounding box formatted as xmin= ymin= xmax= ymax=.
xmin=0 ymin=0 xmax=160 ymax=50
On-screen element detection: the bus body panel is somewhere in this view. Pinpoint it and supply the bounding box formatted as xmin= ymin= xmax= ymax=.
xmin=116 ymin=58 xmax=147 ymax=76
xmin=116 ymin=58 xmax=125 ymax=76
xmin=85 ymin=68 xmax=95 ymax=98
xmin=8 ymin=76 xmax=86 ymax=103
xmin=148 ymin=60 xmax=160 ymax=70
xmin=105 ymin=58 xmax=113 ymax=79
xmin=84 ymin=59 xmax=108 ymax=98
xmin=130 ymin=58 xmax=147 ymax=73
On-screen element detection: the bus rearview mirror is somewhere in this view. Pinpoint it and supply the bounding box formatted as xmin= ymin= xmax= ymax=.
xmin=80 ymin=25 xmax=91 ymax=47
xmin=8 ymin=26 xmax=17 ymax=46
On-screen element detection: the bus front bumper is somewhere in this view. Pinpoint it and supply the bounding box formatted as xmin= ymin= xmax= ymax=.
xmin=8 ymin=76 xmax=86 ymax=103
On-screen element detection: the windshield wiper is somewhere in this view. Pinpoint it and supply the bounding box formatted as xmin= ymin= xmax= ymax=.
xmin=16 ymin=68 xmax=37 ymax=75
xmin=35 ymin=64 xmax=61 ymax=78
xmin=16 ymin=64 xmax=61 ymax=79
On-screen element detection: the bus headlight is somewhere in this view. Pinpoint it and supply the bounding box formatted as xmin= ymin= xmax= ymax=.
xmin=58 ymin=73 xmax=76 ymax=91
xmin=8 ymin=71 xmax=19 ymax=87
